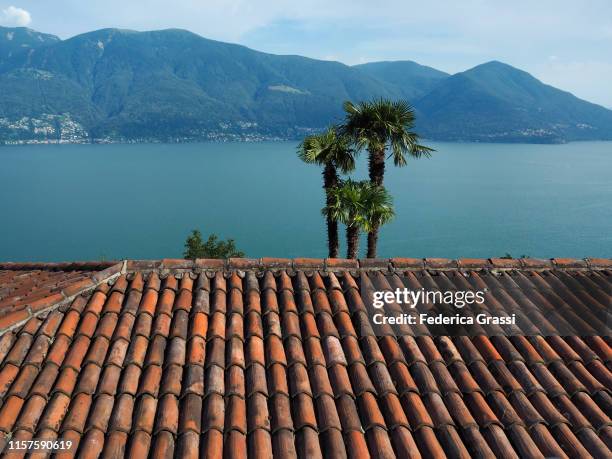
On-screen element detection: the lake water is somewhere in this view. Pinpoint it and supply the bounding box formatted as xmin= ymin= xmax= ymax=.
xmin=1 ymin=141 xmax=610 ymax=261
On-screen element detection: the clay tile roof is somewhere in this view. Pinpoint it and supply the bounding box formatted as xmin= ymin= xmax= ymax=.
xmin=0 ymin=262 xmax=120 ymax=331
xmin=0 ymin=257 xmax=610 ymax=457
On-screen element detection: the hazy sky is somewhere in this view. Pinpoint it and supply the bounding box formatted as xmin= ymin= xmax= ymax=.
xmin=2 ymin=1 xmax=611 ymax=107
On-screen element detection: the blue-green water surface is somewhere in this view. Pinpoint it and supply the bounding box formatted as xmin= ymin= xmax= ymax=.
xmin=1 ymin=141 xmax=610 ymax=261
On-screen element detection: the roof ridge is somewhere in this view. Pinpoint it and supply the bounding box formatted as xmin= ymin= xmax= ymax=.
xmin=123 ymin=257 xmax=611 ymax=272
xmin=0 ymin=261 xmax=119 ymax=271
xmin=2 ymin=258 xmax=608 ymax=273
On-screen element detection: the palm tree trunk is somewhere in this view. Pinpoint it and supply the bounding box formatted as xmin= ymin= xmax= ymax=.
xmin=346 ymin=226 xmax=359 ymax=259
xmin=368 ymin=147 xmax=386 ymax=186
xmin=367 ymin=223 xmax=379 ymax=258
xmin=323 ymin=164 xmax=340 ymax=258
xmin=326 ymin=213 xmax=339 ymax=258
xmin=368 ymin=147 xmax=385 ymax=257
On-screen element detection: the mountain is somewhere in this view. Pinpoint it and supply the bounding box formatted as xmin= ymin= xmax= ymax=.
xmin=414 ymin=61 xmax=612 ymax=142
xmin=0 ymin=27 xmax=611 ymax=144
xmin=0 ymin=28 xmax=403 ymax=142
xmin=353 ymin=60 xmax=448 ymax=99
xmin=0 ymin=26 xmax=60 ymax=62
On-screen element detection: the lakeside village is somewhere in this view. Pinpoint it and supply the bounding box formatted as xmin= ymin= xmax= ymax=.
xmin=369 ymin=287 xmax=517 ymax=326
xmin=0 ymin=114 xmax=313 ymax=145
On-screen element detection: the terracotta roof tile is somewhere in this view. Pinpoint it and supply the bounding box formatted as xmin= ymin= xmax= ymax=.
xmin=0 ymin=264 xmax=118 ymax=332
xmin=127 ymin=429 xmax=152 ymax=457
xmin=0 ymin=259 xmax=611 ymax=457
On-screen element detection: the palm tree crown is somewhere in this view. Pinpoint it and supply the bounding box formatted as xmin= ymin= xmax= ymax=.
xmin=298 ymin=126 xmax=355 ymax=173
xmin=343 ymin=99 xmax=433 ymax=165
xmin=324 ymin=180 xmax=394 ymax=259
xmin=324 ymin=179 xmax=370 ymax=228
xmin=363 ymin=187 xmax=395 ymax=233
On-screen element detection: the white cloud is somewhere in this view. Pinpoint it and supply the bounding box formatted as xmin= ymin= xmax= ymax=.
xmin=0 ymin=5 xmax=32 ymax=26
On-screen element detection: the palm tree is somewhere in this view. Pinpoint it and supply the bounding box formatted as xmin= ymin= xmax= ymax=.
xmin=342 ymin=98 xmax=433 ymax=257
xmin=325 ymin=180 xmax=394 ymax=259
xmin=298 ymin=127 xmax=355 ymax=258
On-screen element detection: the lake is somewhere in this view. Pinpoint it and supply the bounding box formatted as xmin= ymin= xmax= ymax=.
xmin=1 ymin=141 xmax=610 ymax=261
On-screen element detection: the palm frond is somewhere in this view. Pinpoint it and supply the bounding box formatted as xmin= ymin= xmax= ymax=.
xmin=363 ymin=184 xmax=395 ymax=231
xmin=343 ymin=97 xmax=434 ymax=166
xmin=322 ymin=180 xmax=395 ymax=232
xmin=297 ymin=126 xmax=357 ymax=173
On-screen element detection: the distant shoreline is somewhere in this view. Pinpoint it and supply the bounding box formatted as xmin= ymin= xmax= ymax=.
xmin=5 ymin=138 xmax=612 ymax=147
xmin=0 ymin=135 xmax=290 ymax=146
xmin=7 ymin=138 xmax=612 ymax=147
xmin=5 ymin=136 xmax=612 ymax=147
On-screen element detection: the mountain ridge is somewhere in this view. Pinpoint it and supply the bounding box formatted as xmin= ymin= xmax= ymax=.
xmin=0 ymin=26 xmax=611 ymax=144
xmin=0 ymin=26 xmax=60 ymax=62
xmin=353 ymin=60 xmax=449 ymax=100
xmin=414 ymin=60 xmax=612 ymax=142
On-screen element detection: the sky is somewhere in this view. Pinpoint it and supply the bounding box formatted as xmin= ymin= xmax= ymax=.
xmin=2 ymin=1 xmax=612 ymax=107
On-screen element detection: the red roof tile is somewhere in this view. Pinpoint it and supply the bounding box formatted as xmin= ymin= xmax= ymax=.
xmin=0 ymin=258 xmax=610 ymax=457
xmin=0 ymin=262 xmax=120 ymax=333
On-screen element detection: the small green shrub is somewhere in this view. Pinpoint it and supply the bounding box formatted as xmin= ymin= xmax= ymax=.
xmin=183 ymin=229 xmax=245 ymax=259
